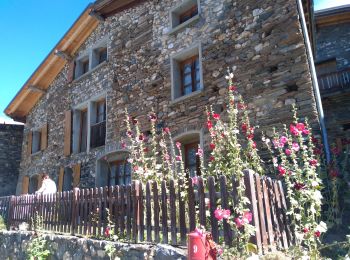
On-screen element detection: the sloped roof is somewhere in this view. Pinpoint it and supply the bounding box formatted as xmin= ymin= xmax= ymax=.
xmin=315 ymin=4 xmax=350 ymax=27
xmin=5 ymin=4 xmax=100 ymax=122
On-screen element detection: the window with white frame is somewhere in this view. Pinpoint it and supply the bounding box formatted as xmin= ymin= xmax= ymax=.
xmin=169 ymin=0 xmax=200 ymax=32
xmin=171 ymin=44 xmax=203 ymax=100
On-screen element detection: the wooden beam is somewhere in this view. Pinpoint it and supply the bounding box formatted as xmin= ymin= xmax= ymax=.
xmin=28 ymin=85 xmax=46 ymax=94
xmin=54 ymin=49 xmax=72 ymax=61
xmin=89 ymin=10 xmax=105 ymax=22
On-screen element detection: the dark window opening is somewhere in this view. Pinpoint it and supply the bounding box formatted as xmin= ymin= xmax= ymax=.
xmin=109 ymin=160 xmax=132 ymax=186
xmin=31 ymin=131 xmax=41 ymax=154
xmin=79 ymin=110 xmax=88 ymax=152
xmin=179 ymin=5 xmax=198 ymax=24
xmin=82 ymin=60 xmax=89 ymax=74
xmin=181 ymin=56 xmax=200 ymax=96
xmin=184 ymin=142 xmax=200 ymax=177
xmin=63 ymin=168 xmax=73 ymax=192
xmin=91 ymin=100 xmax=106 ymax=149
xmin=98 ymin=48 xmax=107 ymax=64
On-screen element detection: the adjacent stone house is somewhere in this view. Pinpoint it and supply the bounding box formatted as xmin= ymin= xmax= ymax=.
xmin=0 ymin=124 xmax=23 ymax=196
xmin=313 ymin=5 xmax=350 ymax=144
xmin=5 ymin=0 xmax=323 ymax=195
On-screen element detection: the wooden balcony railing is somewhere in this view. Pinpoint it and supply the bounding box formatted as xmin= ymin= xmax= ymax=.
xmin=317 ymin=68 xmax=350 ymax=94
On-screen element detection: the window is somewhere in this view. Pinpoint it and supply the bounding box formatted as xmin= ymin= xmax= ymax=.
xmin=82 ymin=59 xmax=89 ymax=74
xmin=184 ymin=141 xmax=200 ymax=177
xmin=91 ymin=99 xmax=106 ymax=149
xmin=181 ymin=56 xmax=200 ymax=95
xmin=63 ymin=168 xmax=73 ymax=191
xmin=31 ymin=131 xmax=41 ymax=154
xmin=174 ymin=131 xmax=202 ymax=177
xmin=80 ymin=109 xmax=88 ymax=152
xmin=72 ymin=108 xmax=88 ymax=154
xmin=75 ymin=57 xmax=90 ymax=79
xmin=96 ymin=151 xmax=131 ymax=187
xmin=98 ymin=47 xmax=107 ymax=64
xmin=171 ymin=44 xmax=203 ymax=101
xmin=169 ymin=0 xmax=200 ymax=32
xmin=109 ymin=160 xmax=132 ymax=186
xmin=91 ymin=45 xmax=108 ymax=69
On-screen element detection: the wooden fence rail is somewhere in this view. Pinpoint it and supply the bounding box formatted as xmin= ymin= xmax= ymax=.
xmin=0 ymin=171 xmax=292 ymax=254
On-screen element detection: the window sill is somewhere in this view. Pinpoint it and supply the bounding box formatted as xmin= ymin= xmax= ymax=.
xmin=72 ymin=60 xmax=108 ymax=83
xmin=167 ymin=14 xmax=200 ymax=35
xmin=170 ymin=89 xmax=203 ymax=105
xmin=31 ymin=150 xmax=42 ymax=157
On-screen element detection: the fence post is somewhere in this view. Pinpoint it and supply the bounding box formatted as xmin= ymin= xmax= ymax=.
xmin=7 ymin=196 xmax=15 ymax=229
xmin=71 ymin=188 xmax=78 ymax=235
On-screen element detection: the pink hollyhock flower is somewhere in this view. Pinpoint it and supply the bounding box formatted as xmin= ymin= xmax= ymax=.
xmin=222 ymin=209 xmax=231 ymax=220
xmin=302 ymin=129 xmax=310 ymax=135
xmin=285 ymin=149 xmax=291 ymax=156
xmin=148 ymin=113 xmax=157 ymax=122
xmin=309 ymin=159 xmax=318 ymax=166
xmin=214 ymin=208 xmax=224 ymax=221
xmin=121 ymin=142 xmax=127 ymax=149
xmin=126 ymin=130 xmax=133 ymax=137
xmin=314 ymin=230 xmax=321 ymax=238
xmin=207 ymin=120 xmax=213 ymax=129
xmin=296 ymin=123 xmax=305 ymax=131
xmin=247 ymin=133 xmax=254 ymax=140
xmin=163 ymin=127 xmax=170 ymax=134
xmin=176 ymin=155 xmax=182 ymax=161
xmin=213 ymin=113 xmax=220 ymax=120
xmin=192 ymin=176 xmax=199 ymax=185
xmin=205 ymin=198 xmax=210 ymax=208
xmin=273 ymin=139 xmax=279 ymax=149
xmin=252 ymin=142 xmax=257 ymax=149
xmin=164 ymin=154 xmax=170 ymax=161
xmin=196 ymin=148 xmax=204 ymax=157
xmin=290 ymin=124 xmax=300 ymax=136
xmin=237 ymin=102 xmax=246 ymax=110
xmin=292 ymin=142 xmax=300 ymax=152
xmin=234 ymin=217 xmax=245 ymax=228
xmin=176 ymin=141 xmax=181 ymax=149
xmin=133 ymin=166 xmax=139 ymax=171
xmin=243 ymin=211 xmax=252 ymax=223
xmin=209 ymin=156 xmax=215 ymax=162
xmin=303 ymin=227 xmax=309 ymax=233
xmin=217 ymin=247 xmax=224 ymax=256
xmin=229 ymin=85 xmax=236 ymax=91
xmin=209 ymin=143 xmax=216 ymax=150
xmin=278 ymin=165 xmax=286 ymax=176
xmin=280 ymin=136 xmax=288 ymax=145
xmin=138 ymin=134 xmax=144 ymax=141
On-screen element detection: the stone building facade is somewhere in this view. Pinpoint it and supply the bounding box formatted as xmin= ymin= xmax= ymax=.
xmin=314 ymin=5 xmax=350 ymax=143
xmin=6 ymin=0 xmax=320 ymax=195
xmin=0 ymin=124 xmax=23 ymax=196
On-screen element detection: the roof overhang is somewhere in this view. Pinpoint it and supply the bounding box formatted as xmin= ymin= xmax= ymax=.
xmin=93 ymin=0 xmax=147 ymax=18
xmin=4 ymin=4 xmax=100 ymax=121
xmin=315 ymin=4 xmax=350 ymax=27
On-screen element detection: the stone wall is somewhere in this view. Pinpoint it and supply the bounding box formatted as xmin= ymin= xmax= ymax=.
xmin=16 ymin=0 xmax=318 ymax=193
xmin=315 ymin=22 xmax=350 ymax=70
xmin=0 ymin=124 xmax=23 ymax=196
xmin=0 ymin=231 xmax=187 ymax=260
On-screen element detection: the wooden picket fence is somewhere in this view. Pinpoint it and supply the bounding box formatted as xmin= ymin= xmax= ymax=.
xmin=0 ymin=171 xmax=292 ymax=254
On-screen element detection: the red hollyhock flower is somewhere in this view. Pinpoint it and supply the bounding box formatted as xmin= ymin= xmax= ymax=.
xmin=302 ymin=129 xmax=310 ymax=135
xmin=303 ymin=227 xmax=309 ymax=233
xmin=212 ymin=113 xmax=220 ymax=120
xmin=290 ymin=124 xmax=300 ymax=136
xmin=229 ymin=85 xmax=236 ymax=91
xmin=209 ymin=156 xmax=215 ymax=162
xmin=163 ymin=127 xmax=170 ymax=134
xmin=314 ymin=231 xmax=321 ymax=237
xmin=237 ymin=102 xmax=246 ymax=110
xmin=143 ymin=147 xmax=149 ymax=153
xmin=330 ymin=170 xmax=338 ymax=179
xmin=331 ymin=147 xmax=341 ymax=155
xmin=210 ymin=143 xmax=216 ymax=150
xmin=207 ymin=120 xmax=213 ymax=129
xmin=138 ymin=134 xmax=144 ymax=141
xmin=104 ymin=227 xmax=110 ymax=237
xmin=296 ymin=122 xmax=305 ymax=131
xmin=126 ymin=130 xmax=133 ymax=137
xmin=278 ymin=165 xmax=286 ymax=176
xmin=309 ymin=159 xmax=318 ymax=166
xmin=247 ymin=133 xmax=254 ymax=140
xmin=131 ymin=117 xmax=138 ymax=125
xmin=294 ymin=182 xmax=305 ymax=190
xmin=314 ymin=148 xmax=322 ymax=155
xmin=241 ymin=123 xmax=248 ymax=133
xmin=252 ymin=142 xmax=257 ymax=149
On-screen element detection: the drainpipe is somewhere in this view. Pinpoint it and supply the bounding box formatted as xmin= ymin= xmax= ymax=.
xmin=296 ymin=0 xmax=331 ymax=163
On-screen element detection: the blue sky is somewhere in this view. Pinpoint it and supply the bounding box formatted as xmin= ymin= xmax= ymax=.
xmin=0 ymin=0 xmax=349 ymax=123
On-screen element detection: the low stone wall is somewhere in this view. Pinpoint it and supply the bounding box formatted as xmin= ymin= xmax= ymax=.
xmin=0 ymin=231 xmax=187 ymax=260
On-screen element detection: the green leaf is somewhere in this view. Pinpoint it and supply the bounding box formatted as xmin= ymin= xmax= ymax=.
xmin=245 ymin=242 xmax=258 ymax=254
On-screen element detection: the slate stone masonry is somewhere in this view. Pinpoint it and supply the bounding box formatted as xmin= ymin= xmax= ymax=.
xmin=0 ymin=124 xmax=23 ymax=196
xmin=17 ymin=0 xmax=319 ymax=193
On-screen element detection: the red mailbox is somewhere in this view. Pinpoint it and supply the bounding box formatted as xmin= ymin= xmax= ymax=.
xmin=188 ymin=230 xmax=217 ymax=260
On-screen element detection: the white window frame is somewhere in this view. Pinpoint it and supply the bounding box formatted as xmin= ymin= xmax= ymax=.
xmin=170 ymin=43 xmax=204 ymax=102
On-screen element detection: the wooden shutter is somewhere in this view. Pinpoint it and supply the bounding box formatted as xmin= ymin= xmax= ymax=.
xmin=27 ymin=131 xmax=32 ymax=156
xmin=22 ymin=176 xmax=29 ymax=194
xmin=58 ymin=167 xmax=65 ymax=192
xmin=37 ymin=174 xmax=43 ymax=190
xmin=41 ymin=123 xmax=48 ymax=150
xmin=64 ymin=110 xmax=72 ymax=156
xmin=73 ymin=163 xmax=81 ymax=188
xmin=67 ymin=61 xmax=75 ymax=83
